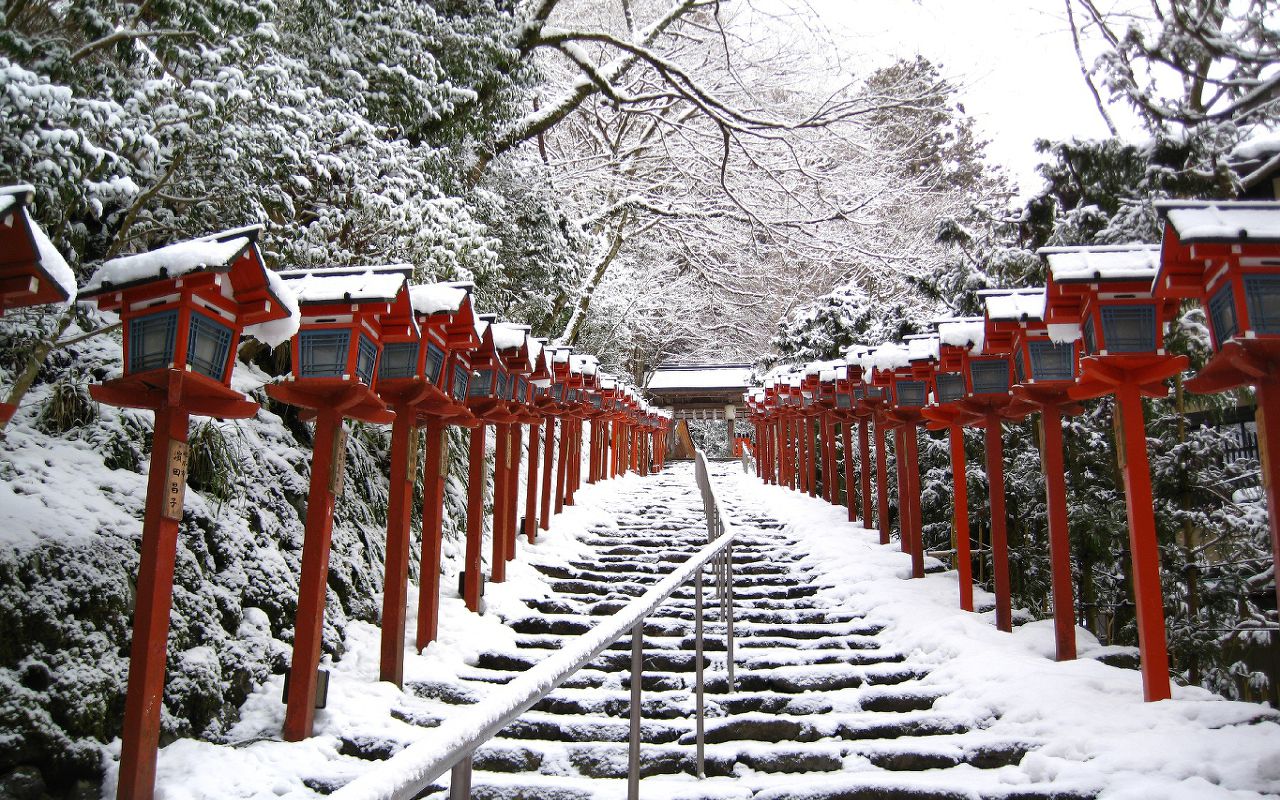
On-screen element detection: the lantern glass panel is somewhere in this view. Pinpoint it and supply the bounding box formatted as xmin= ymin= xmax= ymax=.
xmin=1082 ymin=317 xmax=1097 ymax=355
xmin=1027 ymin=340 xmax=1075 ymax=381
xmin=969 ymin=360 xmax=1010 ymax=394
xmin=495 ymin=370 xmax=509 ymax=400
xmin=896 ymin=380 xmax=926 ymax=407
xmin=567 ymin=389 xmax=580 ymax=403
xmin=1099 ymin=305 xmax=1156 ymax=352
xmin=836 ymin=394 xmax=852 ymax=409
xmin=450 ymin=363 xmax=469 ymax=400
xmin=378 ymin=342 xmax=419 ymax=380
xmin=853 ymin=386 xmax=865 ymax=400
xmin=517 ymin=378 xmax=529 ymax=402
xmin=355 ymin=335 xmax=378 ymax=384
xmin=470 ymin=369 xmax=494 ymax=398
xmin=1244 ymin=276 xmax=1280 ymax=334
xmin=935 ymin=372 xmax=965 ymax=403
xmin=424 ymin=342 xmax=446 ymax=384
xmin=551 ymin=383 xmax=565 ymax=401
xmin=187 ymin=312 xmax=232 ymax=382
xmin=299 ymin=329 xmax=350 ymax=378
xmin=1013 ymin=348 xmax=1026 ymax=384
xmin=128 ymin=310 xmax=178 ymax=374
xmin=1207 ymin=284 xmax=1238 ymax=346
xmin=589 ymin=393 xmax=603 ymax=408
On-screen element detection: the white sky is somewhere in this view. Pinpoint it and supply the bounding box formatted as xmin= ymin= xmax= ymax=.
xmin=793 ymin=0 xmax=1143 ymax=198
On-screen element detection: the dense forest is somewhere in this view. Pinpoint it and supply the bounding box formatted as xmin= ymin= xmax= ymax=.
xmin=0 ymin=0 xmax=1277 ymax=796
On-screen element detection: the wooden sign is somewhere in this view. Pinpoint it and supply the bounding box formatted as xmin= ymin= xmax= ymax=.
xmin=330 ymin=426 xmax=348 ymax=496
xmin=162 ymin=440 xmax=189 ymax=520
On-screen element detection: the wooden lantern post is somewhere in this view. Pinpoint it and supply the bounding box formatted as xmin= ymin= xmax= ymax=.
xmin=853 ymin=349 xmax=895 ymax=546
xmin=0 ymin=185 xmax=77 ymax=424
xmin=522 ymin=339 xmax=555 ymax=542
xmin=986 ymin=287 xmax=1086 ymax=662
xmin=921 ymin=319 xmax=988 ymax=613
xmin=79 ymin=226 xmax=296 ymax=799
xmin=267 ymin=266 xmax=413 ymax=740
xmin=488 ymin=322 xmax=537 ymax=582
xmin=842 ymin=349 xmax=877 ymax=531
xmin=1042 ymin=243 xmax=1185 ymax=702
xmin=1154 ymin=200 xmax=1280 ymax=619
xmin=888 ymin=336 xmax=940 ymax=579
xmin=377 ymin=284 xmax=484 ymax=654
xmin=374 ymin=282 xmax=481 ymax=681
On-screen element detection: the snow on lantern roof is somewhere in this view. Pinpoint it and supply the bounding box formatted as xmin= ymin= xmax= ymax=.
xmin=490 ymin=322 xmax=529 ymax=352
xmin=600 ymin=375 xmax=617 ymax=390
xmin=571 ymin=354 xmax=599 ymax=376
xmin=0 ymin=185 xmax=76 ymax=304
xmin=648 ymin=363 xmax=754 ymax=391
xmin=1040 ymin=244 xmax=1161 ymax=283
xmin=242 ymin=269 xmax=301 ymax=348
xmin=551 ymin=347 xmax=572 ymax=364
xmin=278 ymin=265 xmax=411 ymax=305
xmin=83 ymin=225 xmax=264 ymax=295
xmin=906 ymin=334 xmax=940 ymax=363
xmin=868 ymin=342 xmax=910 ymax=371
xmin=409 ymin=282 xmax=469 ymax=316
xmin=1158 ymin=200 xmax=1280 ymax=243
xmin=935 ymin=318 xmax=986 ymax=351
xmin=982 ymin=288 xmax=1046 ymax=322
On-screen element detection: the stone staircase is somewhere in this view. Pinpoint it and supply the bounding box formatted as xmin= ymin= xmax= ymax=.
xmin=381 ymin=463 xmax=1093 ymax=799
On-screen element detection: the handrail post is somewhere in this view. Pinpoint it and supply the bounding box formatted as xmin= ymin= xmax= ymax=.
xmin=627 ymin=621 xmax=643 ymax=800
xmin=449 ymin=755 xmax=472 ymax=800
xmin=694 ymin=566 xmax=705 ymax=779
xmin=726 ymin=536 xmax=735 ymax=692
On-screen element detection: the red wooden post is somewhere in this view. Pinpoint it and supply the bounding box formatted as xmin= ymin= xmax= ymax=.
xmin=566 ymin=419 xmax=580 ymax=504
xmin=859 ymin=419 xmax=872 ymax=529
xmin=525 ymin=421 xmax=540 ymax=542
xmin=894 ymin=427 xmax=909 ymax=553
xmin=491 ymin=423 xmax=509 ymax=583
xmin=949 ymin=425 xmax=974 ymax=612
xmin=1039 ymin=406 xmax=1077 ymax=660
xmin=1115 ymin=384 xmax=1172 ymax=701
xmin=506 ymin=423 xmax=522 ymax=562
xmin=116 ymin=404 xmax=190 ymax=800
xmin=554 ymin=417 xmax=568 ymax=514
xmin=416 ymin=420 xmax=447 ymax=648
xmin=540 ymin=417 xmax=554 ymax=529
xmin=378 ymin=413 xmax=415 ymax=686
xmin=807 ymin=418 xmax=818 ymax=497
xmin=463 ymin=424 xmax=487 ymax=611
xmin=1259 ymin=383 xmax=1280 ymax=620
xmin=284 ymin=408 xmax=342 ymax=740
xmin=819 ymin=416 xmax=832 ymax=502
xmin=875 ymin=417 xmax=890 ymax=545
xmin=904 ymin=424 xmax=924 ymax=578
xmin=842 ymin=422 xmax=856 ymax=520
xmin=983 ymin=415 xmax=1013 ymax=633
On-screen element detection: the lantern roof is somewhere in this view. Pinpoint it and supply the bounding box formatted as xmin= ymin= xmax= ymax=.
xmin=1157 ymin=200 xmax=1280 ymax=243
xmin=935 ymin=317 xmax=986 ymax=352
xmin=490 ymin=321 xmax=529 ymax=352
xmin=1040 ymin=244 xmax=1161 ymax=284
xmin=982 ymin=288 xmax=1046 ymax=322
xmin=867 ymin=342 xmax=911 ymax=371
xmin=278 ymin=264 xmax=412 ymax=305
xmin=905 ymin=334 xmax=940 ymax=363
xmin=409 ymin=281 xmax=471 ymax=316
xmin=0 ymin=184 xmax=76 ymax=307
xmin=571 ymin=353 xmax=599 ymax=376
xmin=84 ymin=225 xmax=268 ymax=296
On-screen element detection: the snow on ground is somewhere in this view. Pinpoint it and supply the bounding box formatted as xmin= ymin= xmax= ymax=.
xmin=108 ymin=460 xmax=1280 ymax=800
xmin=724 ymin=468 xmax=1280 ymax=800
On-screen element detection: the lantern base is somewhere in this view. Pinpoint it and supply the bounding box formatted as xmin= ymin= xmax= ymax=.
xmin=267 ymin=380 xmax=392 ymax=424
xmin=91 ymin=369 xmax=258 ymax=419
xmin=1185 ymin=340 xmax=1280 ymax=395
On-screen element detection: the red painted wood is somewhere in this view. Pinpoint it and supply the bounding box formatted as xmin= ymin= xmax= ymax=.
xmin=859 ymin=420 xmax=872 ymax=529
xmin=820 ymin=416 xmax=833 ymax=503
xmin=540 ymin=417 xmax=554 ymax=530
xmin=1258 ymin=381 xmax=1280 ymax=621
xmin=843 ymin=422 xmax=856 ymax=521
xmin=463 ymin=424 xmax=487 ymax=612
xmin=874 ymin=418 xmax=890 ymax=545
xmin=415 ymin=420 xmax=446 ymax=649
xmin=116 ymin=404 xmax=190 ymax=800
xmin=984 ymin=415 xmax=1012 ymax=633
xmin=950 ymin=425 xmax=974 ymax=612
xmin=491 ymin=424 xmax=509 ymax=584
xmin=904 ymin=425 xmax=924 ymax=579
xmin=894 ymin=428 xmax=910 ymax=555
xmin=378 ymin=413 xmax=415 ymax=686
xmin=525 ymin=421 xmax=540 ymax=543
xmin=1115 ymin=384 xmax=1172 ymax=701
xmin=1039 ymin=406 xmax=1077 ymax=660
xmin=284 ymin=409 xmax=342 ymax=741
xmin=554 ymin=418 xmax=568 ymax=515
xmin=807 ymin=418 xmax=818 ymax=498
xmin=506 ymin=423 xmax=522 ymax=562
xmin=566 ymin=420 xmax=580 ymax=505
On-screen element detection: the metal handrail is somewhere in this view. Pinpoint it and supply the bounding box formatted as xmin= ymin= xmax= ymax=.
xmin=333 ymin=449 xmax=736 ymax=800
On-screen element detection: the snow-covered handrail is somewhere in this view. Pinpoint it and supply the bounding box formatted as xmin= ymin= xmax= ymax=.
xmin=332 ymin=456 xmax=737 ymax=800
